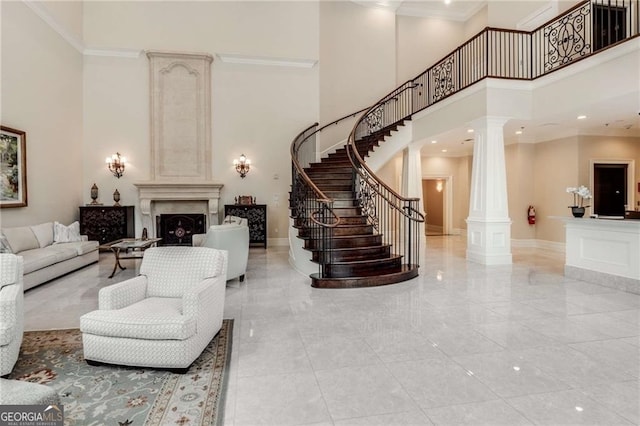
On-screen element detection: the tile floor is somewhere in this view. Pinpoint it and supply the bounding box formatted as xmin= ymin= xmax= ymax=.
xmin=23 ymin=236 xmax=640 ymax=425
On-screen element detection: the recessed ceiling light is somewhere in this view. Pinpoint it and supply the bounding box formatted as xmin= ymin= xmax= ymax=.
xmin=431 ymin=140 xmax=437 ymax=144
xmin=577 ymin=115 xmax=587 ymax=120
xmin=515 ymin=130 xmax=523 ymax=135
xmin=467 ymin=129 xmax=474 ymax=133
xmin=444 ymin=0 xmax=451 ymax=4
xmin=441 ymin=149 xmax=447 ymax=152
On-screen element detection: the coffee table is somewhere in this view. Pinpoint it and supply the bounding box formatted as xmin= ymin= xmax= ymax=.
xmin=100 ymin=238 xmax=162 ymax=278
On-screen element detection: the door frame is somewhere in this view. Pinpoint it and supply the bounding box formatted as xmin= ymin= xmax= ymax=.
xmin=589 ymin=159 xmax=635 ymax=215
xmin=422 ymin=174 xmax=453 ymax=235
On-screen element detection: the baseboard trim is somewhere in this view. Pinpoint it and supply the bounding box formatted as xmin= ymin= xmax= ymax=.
xmin=267 ymin=237 xmax=289 ymax=247
xmin=511 ymin=238 xmax=565 ymax=253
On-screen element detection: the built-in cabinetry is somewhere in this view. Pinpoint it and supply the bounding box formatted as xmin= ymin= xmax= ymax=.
xmin=79 ymin=206 xmax=135 ymax=244
xmin=224 ymin=204 xmax=267 ymax=248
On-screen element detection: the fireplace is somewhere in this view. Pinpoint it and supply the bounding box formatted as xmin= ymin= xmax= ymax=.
xmin=134 ymin=182 xmax=223 ymax=238
xmin=157 ymin=214 xmax=206 ymax=246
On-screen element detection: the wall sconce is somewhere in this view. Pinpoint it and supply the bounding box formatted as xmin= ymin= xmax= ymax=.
xmin=436 ymin=181 xmax=443 ymax=192
xmin=233 ymin=154 xmax=251 ymax=178
xmin=106 ymin=152 xmax=126 ymax=178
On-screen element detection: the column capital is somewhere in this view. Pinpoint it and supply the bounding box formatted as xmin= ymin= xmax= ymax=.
xmin=469 ymin=116 xmax=510 ymax=130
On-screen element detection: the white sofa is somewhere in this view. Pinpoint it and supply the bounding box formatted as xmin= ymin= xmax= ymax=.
xmin=193 ymin=217 xmax=249 ymax=282
xmin=0 ymin=222 xmax=99 ymax=291
xmin=0 ymin=254 xmax=23 ymax=376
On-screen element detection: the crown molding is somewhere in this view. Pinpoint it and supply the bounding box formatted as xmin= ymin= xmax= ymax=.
xmin=216 ymin=53 xmax=317 ymax=68
xmin=23 ymin=0 xmax=84 ymax=53
xmin=22 ymin=0 xmax=142 ymax=58
xmin=396 ymin=1 xmax=487 ymax=21
xmin=84 ymin=48 xmax=142 ymax=58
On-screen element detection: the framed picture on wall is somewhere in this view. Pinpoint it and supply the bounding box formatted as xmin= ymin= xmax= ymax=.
xmin=0 ymin=126 xmax=27 ymax=208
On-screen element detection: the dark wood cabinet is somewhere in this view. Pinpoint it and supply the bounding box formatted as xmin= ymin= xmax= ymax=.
xmin=224 ymin=204 xmax=267 ymax=248
xmin=79 ymin=206 xmax=135 ymax=244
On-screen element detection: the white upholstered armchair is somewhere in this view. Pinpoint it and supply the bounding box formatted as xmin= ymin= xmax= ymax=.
xmin=193 ymin=217 xmax=249 ymax=282
xmin=80 ymin=246 xmax=227 ymax=373
xmin=0 ymin=254 xmax=24 ymax=376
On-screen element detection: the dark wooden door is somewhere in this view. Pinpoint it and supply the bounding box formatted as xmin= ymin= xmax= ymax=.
xmin=594 ymin=163 xmax=627 ymax=216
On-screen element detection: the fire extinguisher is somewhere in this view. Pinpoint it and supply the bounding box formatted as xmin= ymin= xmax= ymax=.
xmin=528 ymin=205 xmax=536 ymax=225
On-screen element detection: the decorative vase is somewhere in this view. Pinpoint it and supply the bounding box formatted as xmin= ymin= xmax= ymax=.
xmin=89 ymin=183 xmax=100 ymax=205
xmin=571 ymin=206 xmax=585 ymax=218
xmin=113 ymin=189 xmax=121 ymax=207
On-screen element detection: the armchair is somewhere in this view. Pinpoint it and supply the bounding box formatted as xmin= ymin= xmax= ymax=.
xmin=0 ymin=254 xmax=24 ymax=376
xmin=193 ymin=217 xmax=249 ymax=282
xmin=80 ymin=246 xmax=227 ymax=372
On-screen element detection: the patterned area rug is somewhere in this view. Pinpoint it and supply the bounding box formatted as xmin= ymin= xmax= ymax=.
xmin=7 ymin=319 xmax=233 ymax=426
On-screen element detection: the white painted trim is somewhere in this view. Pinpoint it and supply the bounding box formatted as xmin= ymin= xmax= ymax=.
xmin=517 ymin=1 xmax=559 ymax=31
xmin=511 ymin=238 xmax=565 ymax=253
xmin=450 ymin=227 xmax=464 ymax=236
xmin=268 ymin=237 xmax=290 ymax=247
xmin=532 ymin=38 xmax=640 ymax=89
xmin=22 ymin=0 xmax=84 ymax=54
xmin=510 ymin=239 xmax=538 ymax=248
xmin=396 ymin=1 xmax=486 ymax=22
xmin=84 ymin=48 xmax=142 ymax=58
xmin=216 ymin=53 xmax=317 ymax=69
xmin=22 ymin=0 xmax=144 ymax=59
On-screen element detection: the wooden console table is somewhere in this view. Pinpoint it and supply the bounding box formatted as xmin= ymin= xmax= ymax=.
xmin=224 ymin=204 xmax=267 ymax=248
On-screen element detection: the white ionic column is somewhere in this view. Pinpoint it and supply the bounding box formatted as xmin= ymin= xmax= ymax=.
xmin=401 ymin=143 xmax=423 ymax=199
xmin=466 ymin=116 xmax=512 ymax=265
xmin=402 ymin=142 xmax=425 ymax=237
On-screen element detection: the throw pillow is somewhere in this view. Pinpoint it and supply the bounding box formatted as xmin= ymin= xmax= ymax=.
xmin=0 ymin=234 xmax=13 ymax=253
xmin=54 ymin=221 xmax=82 ymax=243
xmin=30 ymin=222 xmax=54 ymax=248
xmin=223 ymin=215 xmax=243 ymax=224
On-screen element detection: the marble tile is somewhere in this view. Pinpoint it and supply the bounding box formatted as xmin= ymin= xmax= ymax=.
xmin=363 ymin=329 xmax=445 ymax=363
xmin=234 ymin=372 xmax=332 ymax=426
xmin=567 ymin=312 xmax=639 ymax=338
xmin=579 ymin=380 xmax=640 ymax=424
xmin=518 ymin=317 xmax=611 ymax=343
xmin=517 ymin=345 xmax=633 ymax=388
xmin=452 ymin=351 xmax=572 ymax=398
xmin=20 ymin=240 xmax=640 ymax=426
xmin=473 ymin=321 xmax=560 ymax=349
xmin=333 ymin=410 xmax=433 ymax=425
xmin=425 ymin=399 xmax=533 ymax=425
xmin=315 ymin=365 xmax=417 ymax=420
xmin=421 ymin=325 xmax=505 ymax=356
xmin=237 ymin=336 xmax=313 ymax=377
xmin=506 ymin=389 xmax=634 ymax=425
xmin=569 ymin=339 xmax=640 ymax=378
xmin=302 ymin=334 xmax=381 ymax=371
xmin=386 ymin=358 xmax=499 ymax=409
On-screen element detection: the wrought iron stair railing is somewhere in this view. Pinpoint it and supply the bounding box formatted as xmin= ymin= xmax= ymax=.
xmin=291 ymin=0 xmax=639 ymax=284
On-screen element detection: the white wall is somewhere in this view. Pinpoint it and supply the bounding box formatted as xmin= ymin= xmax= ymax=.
xmin=396 ymin=15 xmax=465 ymax=84
xmin=82 ymin=1 xmax=320 ymax=242
xmin=318 ymin=2 xmax=397 ymax=152
xmin=1 ymin=1 xmax=84 ymax=227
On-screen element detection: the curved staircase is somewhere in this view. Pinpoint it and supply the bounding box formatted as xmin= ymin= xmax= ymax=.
xmin=291 ymin=120 xmax=423 ymax=288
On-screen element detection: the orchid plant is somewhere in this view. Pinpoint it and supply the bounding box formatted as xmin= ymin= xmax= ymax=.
xmin=566 ymin=185 xmax=592 ymax=208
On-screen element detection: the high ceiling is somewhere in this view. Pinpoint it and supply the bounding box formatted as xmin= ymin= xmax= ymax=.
xmin=351 ymin=0 xmax=640 ymax=157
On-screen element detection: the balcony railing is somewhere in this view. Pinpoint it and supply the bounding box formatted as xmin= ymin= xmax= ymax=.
xmin=292 ymin=0 xmax=638 ymax=281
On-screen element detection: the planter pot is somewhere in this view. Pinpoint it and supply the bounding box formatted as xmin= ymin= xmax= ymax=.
xmin=571 ymin=206 xmax=585 ymax=218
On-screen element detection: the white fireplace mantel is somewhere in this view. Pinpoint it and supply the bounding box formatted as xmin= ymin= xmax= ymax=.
xmin=134 ymin=181 xmax=223 ymax=237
